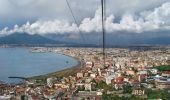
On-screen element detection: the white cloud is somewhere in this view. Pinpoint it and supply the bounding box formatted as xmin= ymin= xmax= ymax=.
xmin=79 ymin=8 xmax=102 ymax=32
xmin=144 ymin=2 xmax=170 ymax=25
xmin=0 ymin=20 xmax=79 ymax=35
xmin=106 ymin=0 xmax=167 ymax=15
xmin=1 ymin=2 xmax=170 ymax=35
xmin=80 ymin=2 xmax=170 ymax=33
xmin=0 ymin=0 xmax=167 ymax=22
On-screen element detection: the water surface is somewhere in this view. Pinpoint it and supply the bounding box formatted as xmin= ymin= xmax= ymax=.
xmin=0 ymin=48 xmax=78 ymax=83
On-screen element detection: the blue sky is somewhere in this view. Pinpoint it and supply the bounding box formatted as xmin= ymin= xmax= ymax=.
xmin=0 ymin=0 xmax=170 ymax=38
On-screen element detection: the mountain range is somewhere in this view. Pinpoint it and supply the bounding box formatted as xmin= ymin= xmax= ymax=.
xmin=0 ymin=33 xmax=170 ymax=47
xmin=0 ymin=33 xmax=63 ymax=45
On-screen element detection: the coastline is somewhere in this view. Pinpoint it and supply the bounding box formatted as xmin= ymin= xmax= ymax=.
xmin=28 ymin=53 xmax=82 ymax=80
xmin=0 ymin=47 xmax=82 ymax=84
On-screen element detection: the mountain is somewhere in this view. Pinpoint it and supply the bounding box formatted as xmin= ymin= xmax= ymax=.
xmin=104 ymin=33 xmax=170 ymax=46
xmin=0 ymin=33 xmax=64 ymax=45
xmin=1 ymin=32 xmax=170 ymax=47
xmin=144 ymin=37 xmax=170 ymax=45
xmin=46 ymin=33 xmax=170 ymax=46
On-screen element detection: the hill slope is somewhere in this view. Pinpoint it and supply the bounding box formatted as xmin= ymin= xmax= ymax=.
xmin=0 ymin=33 xmax=63 ymax=44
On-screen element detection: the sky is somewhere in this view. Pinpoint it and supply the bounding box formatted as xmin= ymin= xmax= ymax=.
xmin=0 ymin=0 xmax=170 ymax=40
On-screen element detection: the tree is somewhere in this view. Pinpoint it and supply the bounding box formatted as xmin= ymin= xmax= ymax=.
xmin=147 ymin=89 xmax=170 ymax=99
xmin=102 ymin=93 xmax=145 ymax=100
xmin=96 ymin=81 xmax=112 ymax=91
xmin=155 ymin=65 xmax=170 ymax=71
xmin=123 ymin=84 xmax=132 ymax=94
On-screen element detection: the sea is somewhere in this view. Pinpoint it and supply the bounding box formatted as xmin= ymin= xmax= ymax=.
xmin=0 ymin=47 xmax=78 ymax=84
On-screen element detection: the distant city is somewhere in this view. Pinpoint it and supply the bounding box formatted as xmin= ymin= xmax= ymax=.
xmin=0 ymin=0 xmax=170 ymax=100
xmin=0 ymin=46 xmax=170 ymax=99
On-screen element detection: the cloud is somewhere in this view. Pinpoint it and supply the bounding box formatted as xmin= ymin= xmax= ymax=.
xmin=144 ymin=2 xmax=170 ymax=25
xmin=1 ymin=2 xmax=170 ymax=36
xmin=80 ymin=2 xmax=170 ymax=33
xmin=0 ymin=20 xmax=79 ymax=35
xmin=0 ymin=0 xmax=167 ymax=23
xmin=79 ymin=8 xmax=102 ymax=32
xmin=106 ymin=0 xmax=167 ymax=15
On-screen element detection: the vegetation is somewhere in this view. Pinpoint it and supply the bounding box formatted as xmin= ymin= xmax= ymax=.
xmin=102 ymin=93 xmax=145 ymax=100
xmin=123 ymin=84 xmax=133 ymax=94
xmin=78 ymin=86 xmax=85 ymax=91
xmin=146 ymin=89 xmax=170 ymax=100
xmin=96 ymin=81 xmax=112 ymax=91
xmin=154 ymin=65 xmax=170 ymax=71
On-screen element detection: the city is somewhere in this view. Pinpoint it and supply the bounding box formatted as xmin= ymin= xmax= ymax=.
xmin=0 ymin=0 xmax=170 ymax=100
xmin=0 ymin=46 xmax=170 ymax=99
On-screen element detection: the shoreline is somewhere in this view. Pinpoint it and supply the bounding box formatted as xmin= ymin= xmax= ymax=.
xmin=0 ymin=47 xmax=82 ymax=84
xmin=28 ymin=52 xmax=82 ymax=80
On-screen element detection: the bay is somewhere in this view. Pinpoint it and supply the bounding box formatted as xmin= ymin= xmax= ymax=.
xmin=0 ymin=48 xmax=78 ymax=84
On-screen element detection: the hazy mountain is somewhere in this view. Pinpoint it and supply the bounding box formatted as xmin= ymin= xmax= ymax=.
xmin=45 ymin=33 xmax=170 ymax=46
xmin=144 ymin=37 xmax=170 ymax=45
xmin=0 ymin=33 xmax=63 ymax=45
xmin=0 ymin=33 xmax=170 ymax=46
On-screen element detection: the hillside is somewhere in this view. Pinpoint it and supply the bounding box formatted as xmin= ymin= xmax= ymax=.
xmin=0 ymin=33 xmax=63 ymax=44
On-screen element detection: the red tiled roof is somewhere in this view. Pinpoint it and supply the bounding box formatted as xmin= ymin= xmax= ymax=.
xmin=112 ymin=77 xmax=124 ymax=84
xmin=163 ymin=71 xmax=170 ymax=74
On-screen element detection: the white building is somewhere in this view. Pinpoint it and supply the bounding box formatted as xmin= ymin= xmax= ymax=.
xmin=105 ymin=74 xmax=116 ymax=85
xmin=47 ymin=78 xmax=54 ymax=88
xmin=85 ymin=83 xmax=92 ymax=91
xmin=0 ymin=95 xmax=11 ymax=100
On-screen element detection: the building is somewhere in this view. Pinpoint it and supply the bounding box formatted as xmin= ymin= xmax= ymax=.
xmin=47 ymin=78 xmax=54 ymax=88
xmin=126 ymin=70 xmax=135 ymax=76
xmin=90 ymin=73 xmax=96 ymax=78
xmin=105 ymin=74 xmax=115 ymax=85
xmin=86 ymin=61 xmax=93 ymax=68
xmin=155 ymin=78 xmax=170 ymax=89
xmin=76 ymin=91 xmax=102 ymax=100
xmin=149 ymin=68 xmax=158 ymax=75
xmin=0 ymin=96 xmax=11 ymax=100
xmin=138 ymin=74 xmax=147 ymax=82
xmin=162 ymin=71 xmax=170 ymax=77
xmin=111 ymin=76 xmax=124 ymax=90
xmin=77 ymin=72 xmax=84 ymax=78
xmin=132 ymin=88 xmax=145 ymax=96
xmin=85 ymin=83 xmax=92 ymax=91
